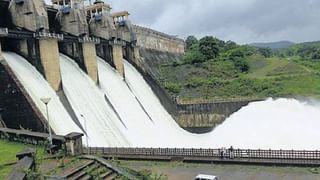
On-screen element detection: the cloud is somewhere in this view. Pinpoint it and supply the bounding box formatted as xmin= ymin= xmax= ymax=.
xmin=107 ymin=0 xmax=320 ymax=43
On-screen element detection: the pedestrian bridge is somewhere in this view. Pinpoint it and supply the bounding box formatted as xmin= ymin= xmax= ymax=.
xmin=85 ymin=147 xmax=320 ymax=166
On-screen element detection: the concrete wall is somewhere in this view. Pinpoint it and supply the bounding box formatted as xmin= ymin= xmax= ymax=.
xmin=82 ymin=43 xmax=98 ymax=83
xmin=39 ymin=39 xmax=61 ymax=91
xmin=0 ymin=61 xmax=47 ymax=132
xmin=176 ymin=114 xmax=225 ymax=128
xmin=133 ymin=25 xmax=185 ymax=54
xmin=19 ymin=40 xmax=29 ymax=57
xmin=0 ymin=41 xmax=2 ymax=59
xmin=175 ymin=100 xmax=261 ymax=133
xmin=57 ymin=8 xmax=89 ymax=36
xmin=112 ymin=44 xmax=124 ymax=77
xmin=8 ymin=0 xmax=49 ymax=32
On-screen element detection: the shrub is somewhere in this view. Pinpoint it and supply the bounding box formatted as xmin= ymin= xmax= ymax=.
xmin=164 ymin=82 xmax=181 ymax=94
xmin=232 ymin=57 xmax=250 ymax=73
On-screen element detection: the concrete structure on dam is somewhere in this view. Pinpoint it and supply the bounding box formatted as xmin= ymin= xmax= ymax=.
xmin=133 ymin=25 xmax=185 ymax=54
xmin=54 ymin=0 xmax=99 ymax=83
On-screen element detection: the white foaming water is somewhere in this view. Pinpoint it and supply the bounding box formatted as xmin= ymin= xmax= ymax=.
xmin=210 ymin=98 xmax=320 ymax=150
xmin=2 ymin=52 xmax=81 ymax=135
xmin=97 ymin=58 xmax=156 ymax=147
xmin=59 ymin=54 xmax=129 ymax=147
xmin=122 ymin=60 xmax=213 ymax=147
xmin=123 ymin=60 xmax=320 ymax=150
xmin=98 ymin=58 xmax=211 ymax=148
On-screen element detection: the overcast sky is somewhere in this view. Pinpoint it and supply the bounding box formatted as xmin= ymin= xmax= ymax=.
xmin=45 ymin=0 xmax=320 ymax=44
xmin=105 ymin=0 xmax=320 ymax=44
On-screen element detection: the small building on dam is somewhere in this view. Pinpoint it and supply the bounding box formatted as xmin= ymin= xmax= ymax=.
xmin=0 ymin=0 xmax=253 ymax=147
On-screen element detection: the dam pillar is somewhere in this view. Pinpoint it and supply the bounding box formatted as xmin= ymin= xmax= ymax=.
xmin=0 ymin=28 xmax=8 ymax=60
xmin=35 ymin=32 xmax=64 ymax=91
xmin=126 ymin=44 xmax=141 ymax=66
xmin=110 ymin=40 xmax=126 ymax=77
xmin=79 ymin=37 xmax=100 ymax=83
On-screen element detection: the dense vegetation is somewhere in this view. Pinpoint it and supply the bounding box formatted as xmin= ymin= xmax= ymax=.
xmin=160 ymin=36 xmax=320 ymax=102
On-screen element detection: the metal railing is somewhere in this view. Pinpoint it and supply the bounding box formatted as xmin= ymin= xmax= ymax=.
xmin=33 ymin=31 xmax=64 ymax=41
xmin=85 ymin=147 xmax=320 ymax=161
xmin=78 ymin=36 xmax=100 ymax=44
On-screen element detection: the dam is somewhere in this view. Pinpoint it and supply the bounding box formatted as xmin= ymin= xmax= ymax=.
xmin=0 ymin=0 xmax=320 ymax=150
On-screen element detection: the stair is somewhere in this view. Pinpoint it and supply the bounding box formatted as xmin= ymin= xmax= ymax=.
xmin=99 ymin=169 xmax=112 ymax=179
xmin=47 ymin=156 xmax=133 ymax=180
xmin=78 ymin=174 xmax=91 ymax=180
xmin=105 ymin=172 xmax=118 ymax=180
xmin=64 ymin=160 xmax=94 ymax=179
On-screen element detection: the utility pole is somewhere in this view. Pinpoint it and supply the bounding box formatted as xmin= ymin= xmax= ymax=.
xmin=41 ymin=97 xmax=52 ymax=145
xmin=80 ymin=114 xmax=89 ymax=154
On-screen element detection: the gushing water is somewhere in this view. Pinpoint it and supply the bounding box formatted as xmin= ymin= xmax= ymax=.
xmin=122 ymin=60 xmax=212 ymax=147
xmin=98 ymin=58 xmax=212 ymax=148
xmin=209 ymin=98 xmax=320 ymax=150
xmin=2 ymin=52 xmax=81 ymax=135
xmin=59 ymin=54 xmax=129 ymax=147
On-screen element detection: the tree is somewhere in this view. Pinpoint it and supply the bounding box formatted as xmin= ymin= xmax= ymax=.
xmin=185 ymin=36 xmax=198 ymax=50
xmin=183 ymin=46 xmax=206 ymax=64
xmin=228 ymin=48 xmax=245 ymax=58
xmin=224 ymin=40 xmax=238 ymax=51
xmin=311 ymin=50 xmax=320 ymax=60
xmin=233 ymin=57 xmax=249 ymax=73
xmin=257 ymin=47 xmax=272 ymax=58
xmin=199 ymin=36 xmax=220 ymax=60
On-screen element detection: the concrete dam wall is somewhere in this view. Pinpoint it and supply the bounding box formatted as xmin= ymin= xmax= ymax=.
xmin=0 ymin=59 xmax=47 ymax=132
xmin=133 ymin=25 xmax=185 ymax=54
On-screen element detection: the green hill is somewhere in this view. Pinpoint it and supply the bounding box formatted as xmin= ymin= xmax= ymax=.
xmin=250 ymin=41 xmax=294 ymax=49
xmin=158 ymin=36 xmax=320 ymax=102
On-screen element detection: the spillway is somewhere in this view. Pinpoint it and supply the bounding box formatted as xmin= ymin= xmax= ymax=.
xmin=98 ymin=58 xmax=214 ymax=148
xmin=3 ymin=52 xmax=320 ymax=150
xmin=59 ymin=54 xmax=129 ymax=147
xmin=2 ymin=52 xmax=81 ymax=136
xmin=122 ymin=60 xmax=212 ymax=148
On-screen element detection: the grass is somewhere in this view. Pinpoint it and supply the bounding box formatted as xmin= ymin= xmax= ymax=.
xmin=246 ymin=56 xmax=308 ymax=78
xmin=277 ymin=74 xmax=320 ymax=96
xmin=0 ymin=139 xmax=43 ymax=179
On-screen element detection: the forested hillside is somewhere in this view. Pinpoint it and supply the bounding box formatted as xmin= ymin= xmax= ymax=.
xmin=158 ymin=36 xmax=320 ymax=102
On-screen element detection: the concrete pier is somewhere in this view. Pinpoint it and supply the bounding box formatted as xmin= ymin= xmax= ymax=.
xmin=82 ymin=42 xmax=98 ymax=83
xmin=38 ymin=38 xmax=61 ymax=91
xmin=111 ymin=40 xmax=125 ymax=77
xmin=127 ymin=45 xmax=141 ymax=66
